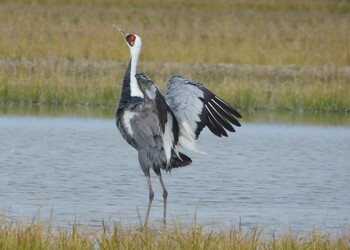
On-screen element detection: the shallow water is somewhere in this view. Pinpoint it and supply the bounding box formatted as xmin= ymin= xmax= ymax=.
xmin=0 ymin=108 xmax=349 ymax=233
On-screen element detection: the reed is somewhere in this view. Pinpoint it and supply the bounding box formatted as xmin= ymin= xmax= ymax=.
xmin=0 ymin=216 xmax=349 ymax=250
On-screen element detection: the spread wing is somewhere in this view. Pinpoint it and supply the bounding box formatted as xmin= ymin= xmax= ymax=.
xmin=165 ymin=75 xmax=242 ymax=152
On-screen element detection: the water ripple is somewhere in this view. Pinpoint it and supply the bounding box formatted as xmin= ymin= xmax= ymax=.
xmin=0 ymin=116 xmax=349 ymax=233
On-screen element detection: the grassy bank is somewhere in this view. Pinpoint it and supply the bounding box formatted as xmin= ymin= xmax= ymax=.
xmin=0 ymin=217 xmax=349 ymax=249
xmin=0 ymin=1 xmax=349 ymax=111
xmin=1 ymin=58 xmax=349 ymax=112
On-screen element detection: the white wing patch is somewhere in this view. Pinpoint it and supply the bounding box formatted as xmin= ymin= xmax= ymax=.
xmin=123 ymin=110 xmax=137 ymax=136
xmin=166 ymin=75 xmax=204 ymax=153
xmin=179 ymin=121 xmax=206 ymax=154
xmin=163 ymin=113 xmax=175 ymax=165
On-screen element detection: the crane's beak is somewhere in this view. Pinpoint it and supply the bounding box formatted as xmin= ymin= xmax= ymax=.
xmin=112 ymin=25 xmax=128 ymax=36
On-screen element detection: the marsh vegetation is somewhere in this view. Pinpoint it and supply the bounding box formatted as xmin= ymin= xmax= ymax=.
xmin=0 ymin=0 xmax=349 ymax=111
xmin=0 ymin=216 xmax=349 ymax=250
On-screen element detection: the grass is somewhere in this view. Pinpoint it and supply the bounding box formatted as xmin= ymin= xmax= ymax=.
xmin=0 ymin=0 xmax=349 ymax=65
xmin=0 ymin=0 xmax=349 ymax=112
xmin=0 ymin=216 xmax=349 ymax=250
xmin=1 ymin=58 xmax=349 ymax=112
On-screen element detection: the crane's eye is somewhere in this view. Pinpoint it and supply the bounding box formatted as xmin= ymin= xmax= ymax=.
xmin=126 ymin=34 xmax=136 ymax=47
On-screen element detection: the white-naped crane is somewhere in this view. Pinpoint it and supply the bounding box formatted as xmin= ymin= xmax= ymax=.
xmin=113 ymin=26 xmax=242 ymax=229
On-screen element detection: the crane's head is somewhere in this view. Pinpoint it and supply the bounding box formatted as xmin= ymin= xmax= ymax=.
xmin=113 ymin=25 xmax=142 ymax=52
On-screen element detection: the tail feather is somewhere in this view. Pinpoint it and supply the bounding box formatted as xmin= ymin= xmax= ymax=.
xmin=170 ymin=151 xmax=192 ymax=168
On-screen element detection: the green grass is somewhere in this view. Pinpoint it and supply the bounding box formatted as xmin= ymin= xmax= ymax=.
xmin=1 ymin=58 xmax=349 ymax=112
xmin=0 ymin=216 xmax=349 ymax=250
xmin=0 ymin=0 xmax=349 ymax=111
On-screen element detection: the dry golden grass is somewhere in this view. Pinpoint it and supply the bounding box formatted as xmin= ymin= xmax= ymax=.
xmin=0 ymin=0 xmax=349 ymax=111
xmin=0 ymin=0 xmax=349 ymax=65
xmin=0 ymin=216 xmax=349 ymax=250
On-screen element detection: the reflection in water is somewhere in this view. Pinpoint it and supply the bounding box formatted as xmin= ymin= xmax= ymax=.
xmin=0 ymin=108 xmax=349 ymax=233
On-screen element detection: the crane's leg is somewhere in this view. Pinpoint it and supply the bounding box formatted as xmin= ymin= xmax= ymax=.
xmin=144 ymin=176 xmax=154 ymax=228
xmin=158 ymin=174 xmax=168 ymax=230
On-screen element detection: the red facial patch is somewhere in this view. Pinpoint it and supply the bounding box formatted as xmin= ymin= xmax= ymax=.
xmin=126 ymin=34 xmax=136 ymax=46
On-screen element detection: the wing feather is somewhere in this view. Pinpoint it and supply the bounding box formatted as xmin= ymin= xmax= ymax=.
xmin=207 ymin=102 xmax=235 ymax=132
xmin=210 ymin=99 xmax=240 ymax=128
xmin=166 ymin=75 xmax=241 ymax=152
xmin=205 ymin=104 xmax=228 ymax=137
xmin=212 ymin=97 xmax=242 ymax=126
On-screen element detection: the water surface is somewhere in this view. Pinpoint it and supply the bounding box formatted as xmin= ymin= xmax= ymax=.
xmin=0 ymin=108 xmax=349 ymax=233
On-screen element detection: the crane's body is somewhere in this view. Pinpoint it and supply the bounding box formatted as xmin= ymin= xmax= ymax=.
xmin=114 ymin=27 xmax=241 ymax=228
xmin=116 ymin=71 xmax=191 ymax=175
